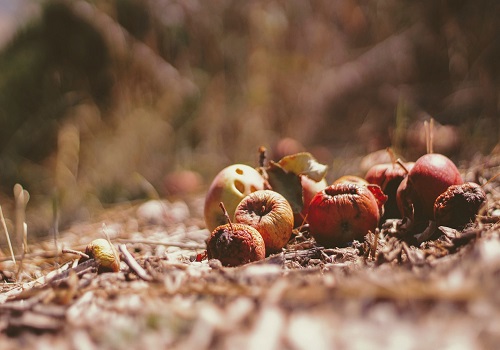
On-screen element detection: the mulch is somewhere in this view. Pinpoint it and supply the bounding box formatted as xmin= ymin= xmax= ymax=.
xmin=0 ymin=160 xmax=499 ymax=349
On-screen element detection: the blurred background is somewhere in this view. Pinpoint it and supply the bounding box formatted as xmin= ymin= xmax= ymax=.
xmin=0 ymin=0 xmax=498 ymax=236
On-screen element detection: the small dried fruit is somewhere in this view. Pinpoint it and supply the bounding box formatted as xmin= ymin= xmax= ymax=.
xmin=85 ymin=238 xmax=120 ymax=273
xmin=206 ymin=223 xmax=266 ymax=267
xmin=434 ymin=182 xmax=487 ymax=229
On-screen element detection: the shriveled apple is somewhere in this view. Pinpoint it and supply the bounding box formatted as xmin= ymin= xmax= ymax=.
xmin=234 ymin=190 xmax=294 ymax=254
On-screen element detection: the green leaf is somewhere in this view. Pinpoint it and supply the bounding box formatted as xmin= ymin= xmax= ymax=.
xmin=266 ymin=161 xmax=303 ymax=213
xmin=277 ymin=152 xmax=327 ymax=182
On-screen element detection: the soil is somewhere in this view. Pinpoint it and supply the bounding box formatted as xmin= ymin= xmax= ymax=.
xmin=0 ymin=157 xmax=499 ymax=350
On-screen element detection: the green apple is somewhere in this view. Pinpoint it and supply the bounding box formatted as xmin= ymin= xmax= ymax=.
xmin=204 ymin=164 xmax=266 ymax=232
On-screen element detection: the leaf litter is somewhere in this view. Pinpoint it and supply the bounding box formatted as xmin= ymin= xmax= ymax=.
xmin=0 ymin=156 xmax=499 ymax=349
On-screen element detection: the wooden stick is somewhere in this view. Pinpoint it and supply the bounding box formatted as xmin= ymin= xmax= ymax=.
xmin=118 ymin=244 xmax=153 ymax=282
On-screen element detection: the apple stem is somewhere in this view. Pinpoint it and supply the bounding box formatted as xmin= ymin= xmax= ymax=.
xmin=219 ymin=202 xmax=234 ymax=232
xmin=395 ymin=158 xmax=410 ymax=174
xmin=258 ymin=146 xmax=267 ymax=167
xmin=386 ymin=147 xmax=397 ymax=165
xmin=424 ymin=118 xmax=434 ymax=154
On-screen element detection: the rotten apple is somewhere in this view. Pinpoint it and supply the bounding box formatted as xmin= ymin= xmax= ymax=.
xmin=308 ymin=183 xmax=383 ymax=247
xmin=234 ymin=190 xmax=294 ymax=254
xmin=204 ymin=164 xmax=266 ymax=232
xmin=206 ymin=223 xmax=266 ymax=267
xmin=434 ymin=182 xmax=486 ymax=229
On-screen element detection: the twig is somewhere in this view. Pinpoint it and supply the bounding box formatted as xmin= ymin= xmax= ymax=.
xmin=0 ymin=205 xmax=16 ymax=263
xmin=62 ymin=248 xmax=89 ymax=260
xmin=118 ymin=244 xmax=153 ymax=282
xmin=115 ymin=238 xmax=205 ymax=250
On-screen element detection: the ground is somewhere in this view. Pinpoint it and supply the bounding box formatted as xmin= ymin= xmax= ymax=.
xmin=0 ymin=155 xmax=499 ymax=350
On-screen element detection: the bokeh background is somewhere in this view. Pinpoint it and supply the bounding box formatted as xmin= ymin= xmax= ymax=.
xmin=0 ymin=0 xmax=498 ymax=236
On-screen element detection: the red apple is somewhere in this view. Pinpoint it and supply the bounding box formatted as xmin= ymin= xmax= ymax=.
xmin=206 ymin=223 xmax=266 ymax=267
xmin=365 ymin=161 xmax=415 ymax=219
xmin=308 ymin=183 xmax=381 ymax=247
xmin=397 ymin=153 xmax=463 ymax=224
xmin=204 ymin=164 xmax=266 ymax=232
xmin=234 ymin=190 xmax=294 ymax=254
xmin=295 ymin=175 xmax=328 ymax=226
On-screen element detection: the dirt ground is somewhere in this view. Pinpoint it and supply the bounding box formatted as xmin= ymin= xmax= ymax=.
xmin=0 ymin=154 xmax=499 ymax=350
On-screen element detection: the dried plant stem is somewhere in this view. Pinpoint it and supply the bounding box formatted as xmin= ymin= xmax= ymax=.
xmin=424 ymin=118 xmax=434 ymax=154
xmin=429 ymin=118 xmax=434 ymax=154
xmin=481 ymin=172 xmax=500 ymax=188
xmin=101 ymin=223 xmax=120 ymax=268
xmin=0 ymin=205 xmax=16 ymax=264
xmin=14 ymin=184 xmax=29 ymax=254
xmin=62 ymin=248 xmax=90 ymax=260
xmin=52 ymin=196 xmax=60 ymax=264
xmin=116 ymin=238 xmax=205 ymax=250
xmin=118 ymin=244 xmax=153 ymax=281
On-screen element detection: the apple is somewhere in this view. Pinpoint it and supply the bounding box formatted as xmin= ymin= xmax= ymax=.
xmin=308 ymin=183 xmax=381 ymax=247
xmin=234 ymin=190 xmax=294 ymax=254
xmin=397 ymin=153 xmax=463 ymax=224
xmin=365 ymin=161 xmax=415 ymax=219
xmin=204 ymin=164 xmax=266 ymax=232
xmin=294 ymin=175 xmax=328 ymax=226
xmin=206 ymin=223 xmax=266 ymax=267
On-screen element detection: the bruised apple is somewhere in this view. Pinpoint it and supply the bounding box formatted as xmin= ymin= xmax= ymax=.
xmin=206 ymin=223 xmax=266 ymax=267
xmin=235 ymin=190 xmax=294 ymax=254
xmin=308 ymin=183 xmax=382 ymax=247
xmin=204 ymin=164 xmax=266 ymax=232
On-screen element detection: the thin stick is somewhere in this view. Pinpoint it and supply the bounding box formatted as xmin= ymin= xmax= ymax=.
xmin=0 ymin=205 xmax=16 ymax=263
xmin=424 ymin=120 xmax=430 ymax=154
xmin=219 ymin=202 xmax=234 ymax=231
xmin=115 ymin=238 xmax=205 ymax=250
xmin=118 ymin=244 xmax=153 ymax=281
xmin=52 ymin=196 xmax=60 ymax=265
xmin=14 ymin=184 xmax=29 ymax=254
xmin=429 ymin=118 xmax=434 ymax=154
xmin=62 ymin=248 xmax=90 ymax=260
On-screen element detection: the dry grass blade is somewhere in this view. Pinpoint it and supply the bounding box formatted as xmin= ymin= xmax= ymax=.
xmin=0 ymin=205 xmax=16 ymax=264
xmin=116 ymin=238 xmax=205 ymax=250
